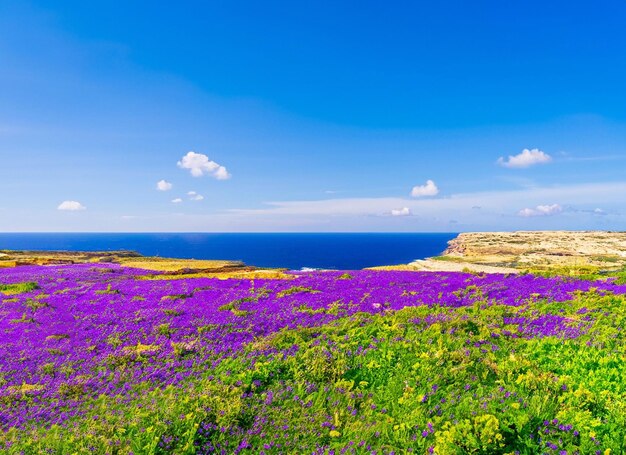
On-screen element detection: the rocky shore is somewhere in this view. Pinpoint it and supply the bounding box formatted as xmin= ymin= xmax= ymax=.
xmin=406 ymin=231 xmax=626 ymax=274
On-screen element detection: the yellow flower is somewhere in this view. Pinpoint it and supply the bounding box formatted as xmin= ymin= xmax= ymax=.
xmin=329 ymin=430 xmax=341 ymax=438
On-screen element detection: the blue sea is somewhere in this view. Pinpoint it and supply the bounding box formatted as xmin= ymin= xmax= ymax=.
xmin=0 ymin=233 xmax=457 ymax=270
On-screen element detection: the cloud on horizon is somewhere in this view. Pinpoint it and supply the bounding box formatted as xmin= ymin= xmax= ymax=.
xmin=57 ymin=200 xmax=86 ymax=211
xmin=518 ymin=203 xmax=562 ymax=217
xmin=391 ymin=207 xmax=411 ymax=216
xmin=411 ymin=180 xmax=439 ymax=197
xmin=227 ymin=182 xmax=626 ymax=223
xmin=498 ymin=148 xmax=552 ymax=168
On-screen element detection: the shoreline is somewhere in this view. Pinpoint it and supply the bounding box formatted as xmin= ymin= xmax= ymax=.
xmin=2 ymin=230 xmax=626 ymax=275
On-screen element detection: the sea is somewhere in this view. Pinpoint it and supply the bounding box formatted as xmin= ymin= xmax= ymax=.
xmin=0 ymin=233 xmax=457 ymax=270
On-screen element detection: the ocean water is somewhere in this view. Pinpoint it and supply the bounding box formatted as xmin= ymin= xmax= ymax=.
xmin=0 ymin=233 xmax=457 ymax=270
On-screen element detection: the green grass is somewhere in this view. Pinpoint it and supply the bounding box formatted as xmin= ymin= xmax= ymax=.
xmin=276 ymin=285 xmax=320 ymax=297
xmin=0 ymin=282 xmax=39 ymax=295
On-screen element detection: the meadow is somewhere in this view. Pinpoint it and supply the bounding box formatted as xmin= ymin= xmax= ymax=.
xmin=1 ymin=263 xmax=626 ymax=454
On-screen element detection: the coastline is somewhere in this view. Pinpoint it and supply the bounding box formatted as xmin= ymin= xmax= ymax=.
xmin=2 ymin=230 xmax=626 ymax=276
xmin=373 ymin=231 xmax=626 ymax=275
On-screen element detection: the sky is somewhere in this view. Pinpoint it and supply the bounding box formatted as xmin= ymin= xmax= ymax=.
xmin=1 ymin=0 xmax=626 ymax=232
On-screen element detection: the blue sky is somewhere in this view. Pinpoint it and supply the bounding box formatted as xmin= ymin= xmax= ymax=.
xmin=1 ymin=0 xmax=625 ymax=232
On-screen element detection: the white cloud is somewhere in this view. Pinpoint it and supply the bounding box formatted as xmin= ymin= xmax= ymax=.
xmin=188 ymin=191 xmax=204 ymax=201
xmin=156 ymin=180 xmax=173 ymax=191
xmin=228 ymin=182 xmax=626 ymax=223
xmin=172 ymin=198 xmax=183 ymax=203
xmin=498 ymin=148 xmax=552 ymax=168
xmin=518 ymin=203 xmax=562 ymax=217
xmin=535 ymin=204 xmax=563 ymax=215
xmin=214 ymin=166 xmax=230 ymax=180
xmin=518 ymin=207 xmax=537 ymax=217
xmin=391 ymin=207 xmax=411 ymax=216
xmin=411 ymin=180 xmax=439 ymax=197
xmin=57 ymin=200 xmax=86 ymax=211
xmin=177 ymin=151 xmax=231 ymax=179
xmin=35 ymin=181 xmax=626 ymax=232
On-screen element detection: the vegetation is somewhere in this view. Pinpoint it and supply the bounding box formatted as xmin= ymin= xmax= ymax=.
xmin=2 ymin=264 xmax=626 ymax=453
xmin=523 ymin=264 xmax=626 ymax=284
xmin=0 ymin=282 xmax=39 ymax=295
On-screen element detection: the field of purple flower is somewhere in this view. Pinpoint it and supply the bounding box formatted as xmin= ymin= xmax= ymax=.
xmin=2 ymin=263 xmax=626 ymax=454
